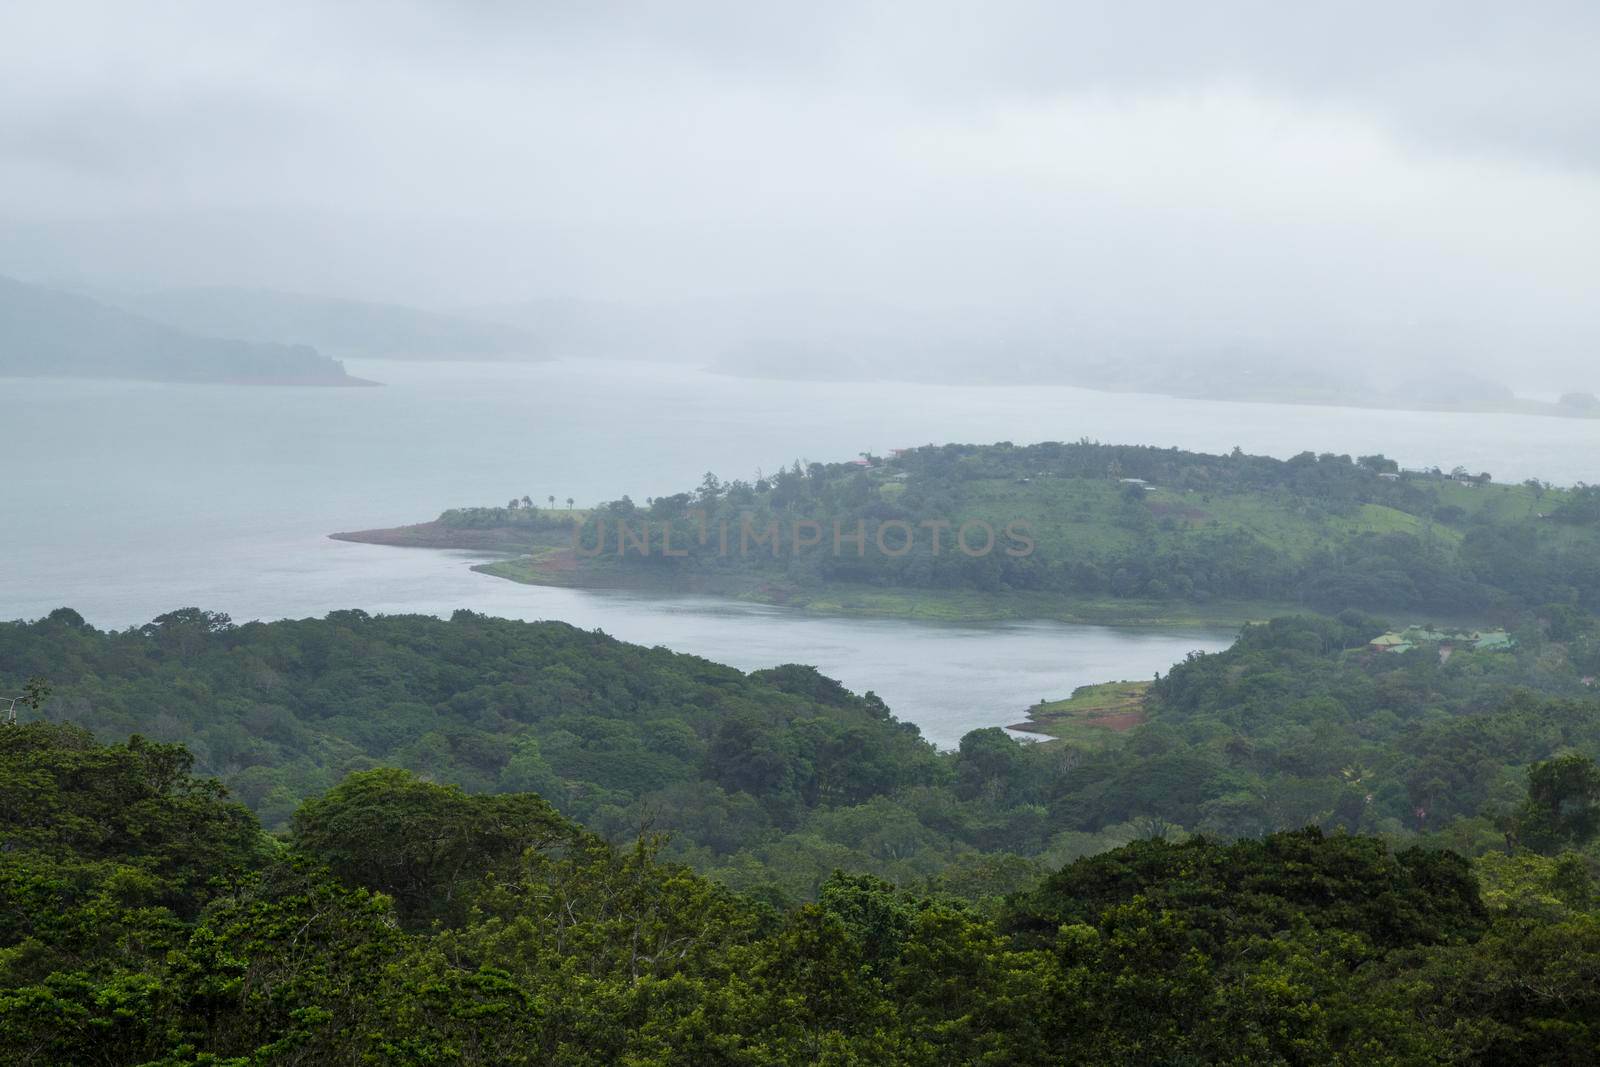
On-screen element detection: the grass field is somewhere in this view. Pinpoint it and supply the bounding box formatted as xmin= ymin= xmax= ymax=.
xmin=1008 ymin=680 xmax=1155 ymax=744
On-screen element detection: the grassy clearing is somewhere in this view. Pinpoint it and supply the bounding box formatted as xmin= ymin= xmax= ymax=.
xmin=1009 ymin=680 xmax=1154 ymax=744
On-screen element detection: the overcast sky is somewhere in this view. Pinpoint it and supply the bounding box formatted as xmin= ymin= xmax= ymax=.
xmin=2 ymin=1 xmax=1597 ymax=379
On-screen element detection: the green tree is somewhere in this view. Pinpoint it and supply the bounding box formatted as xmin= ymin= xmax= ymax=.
xmin=291 ymin=768 xmax=575 ymax=928
xmin=1512 ymin=753 xmax=1600 ymax=853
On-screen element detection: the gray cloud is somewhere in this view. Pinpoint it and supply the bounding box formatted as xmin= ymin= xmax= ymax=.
xmin=1 ymin=0 xmax=1597 ymax=383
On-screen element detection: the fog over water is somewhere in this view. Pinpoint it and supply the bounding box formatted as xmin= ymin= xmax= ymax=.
xmin=11 ymin=359 xmax=1600 ymax=742
xmin=3 ymin=2 xmax=1600 ymax=388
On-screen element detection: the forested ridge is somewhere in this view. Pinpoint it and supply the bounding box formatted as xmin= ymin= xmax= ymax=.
xmin=414 ymin=440 xmax=1600 ymax=617
xmin=6 ymin=602 xmax=1600 ymax=894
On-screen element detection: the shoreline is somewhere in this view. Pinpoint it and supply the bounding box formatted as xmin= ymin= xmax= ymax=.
xmin=475 ymin=554 xmax=1276 ymax=628
xmin=329 ymin=524 xmax=1278 ymax=629
xmin=1008 ymin=680 xmax=1154 ymax=744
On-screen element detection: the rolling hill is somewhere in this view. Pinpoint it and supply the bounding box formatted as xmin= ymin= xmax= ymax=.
xmin=0 ymin=275 xmax=371 ymax=385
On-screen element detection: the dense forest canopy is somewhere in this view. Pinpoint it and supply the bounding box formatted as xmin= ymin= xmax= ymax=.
xmin=5 ymin=600 xmax=1600 ymax=903
xmin=428 ymin=441 xmax=1600 ymax=618
xmin=3 ymin=723 xmax=1599 ymax=1064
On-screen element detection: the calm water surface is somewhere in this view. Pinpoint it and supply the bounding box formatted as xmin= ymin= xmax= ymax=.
xmin=8 ymin=359 xmax=1600 ymax=743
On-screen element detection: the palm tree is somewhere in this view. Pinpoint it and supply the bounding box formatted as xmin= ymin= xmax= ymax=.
xmin=521 ymin=495 xmax=532 ymax=508
xmin=547 ymin=495 xmax=556 ymax=510
xmin=507 ymin=497 xmax=519 ymax=509
xmin=566 ymin=497 xmax=574 ymax=510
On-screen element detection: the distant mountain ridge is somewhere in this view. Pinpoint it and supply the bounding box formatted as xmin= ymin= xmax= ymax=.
xmin=462 ymin=297 xmax=706 ymax=360
xmin=0 ymin=275 xmax=371 ymax=386
xmin=119 ymin=286 xmax=548 ymax=360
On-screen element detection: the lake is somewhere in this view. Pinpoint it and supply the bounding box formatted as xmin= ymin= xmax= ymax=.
xmin=8 ymin=359 xmax=1600 ymax=743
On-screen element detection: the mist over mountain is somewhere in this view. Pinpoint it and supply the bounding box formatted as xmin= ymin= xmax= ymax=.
xmin=0 ymin=275 xmax=369 ymax=385
xmin=703 ymin=307 xmax=1599 ymax=416
xmin=463 ymin=297 xmax=701 ymax=361
xmin=117 ymin=286 xmax=547 ymax=361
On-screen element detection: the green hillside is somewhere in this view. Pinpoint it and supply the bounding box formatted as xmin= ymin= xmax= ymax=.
xmin=347 ymin=441 xmax=1600 ymax=624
